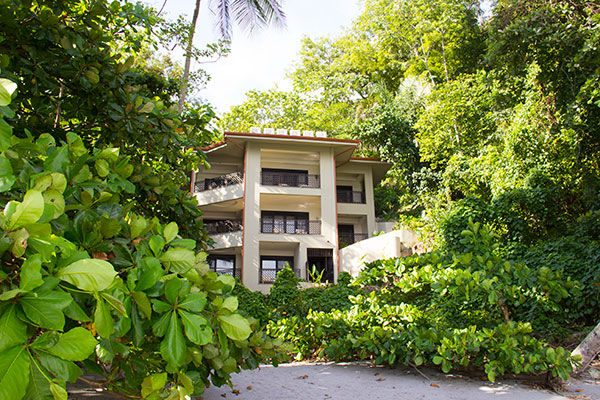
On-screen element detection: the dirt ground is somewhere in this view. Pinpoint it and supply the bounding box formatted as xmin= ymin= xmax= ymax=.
xmin=68 ymin=361 xmax=600 ymax=400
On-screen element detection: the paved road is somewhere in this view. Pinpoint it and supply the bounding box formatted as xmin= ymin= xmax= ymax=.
xmin=200 ymin=362 xmax=600 ymax=400
xmin=67 ymin=362 xmax=600 ymax=399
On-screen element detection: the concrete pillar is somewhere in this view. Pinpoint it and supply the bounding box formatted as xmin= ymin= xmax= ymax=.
xmin=364 ymin=169 xmax=377 ymax=236
xmin=319 ymin=148 xmax=338 ymax=280
xmin=242 ymin=143 xmax=261 ymax=291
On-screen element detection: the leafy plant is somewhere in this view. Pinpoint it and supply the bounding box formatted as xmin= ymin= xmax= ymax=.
xmin=270 ymin=220 xmax=579 ymax=381
xmin=0 ymin=84 xmax=284 ymax=399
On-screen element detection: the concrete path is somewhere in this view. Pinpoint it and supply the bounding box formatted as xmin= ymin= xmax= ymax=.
xmin=200 ymin=362 xmax=600 ymax=400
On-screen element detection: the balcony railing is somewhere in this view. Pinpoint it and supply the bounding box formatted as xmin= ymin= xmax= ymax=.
xmin=338 ymin=233 xmax=368 ymax=246
xmin=261 ymin=171 xmax=320 ymax=188
xmin=260 ymin=219 xmax=321 ymax=235
xmin=337 ymin=191 xmax=366 ymax=204
xmin=205 ymin=220 xmax=243 ymax=234
xmin=194 ymin=172 xmax=243 ymax=192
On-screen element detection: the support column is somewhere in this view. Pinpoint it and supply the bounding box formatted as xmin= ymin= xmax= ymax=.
xmin=319 ymin=148 xmax=338 ymax=281
xmin=364 ymin=169 xmax=377 ymax=236
xmin=242 ymin=143 xmax=261 ymax=291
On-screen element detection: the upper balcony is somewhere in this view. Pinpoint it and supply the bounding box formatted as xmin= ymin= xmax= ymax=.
xmin=261 ymin=170 xmax=320 ymax=189
xmin=260 ymin=218 xmax=321 ymax=235
xmin=193 ymin=172 xmax=243 ymax=207
xmin=337 ymin=190 xmax=366 ymax=204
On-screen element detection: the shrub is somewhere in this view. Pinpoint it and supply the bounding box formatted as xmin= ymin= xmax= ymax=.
xmin=232 ymin=279 xmax=269 ymax=325
xmin=270 ymin=219 xmax=579 ymax=381
xmin=267 ymin=267 xmax=304 ymax=318
xmin=0 ymin=87 xmax=284 ymax=399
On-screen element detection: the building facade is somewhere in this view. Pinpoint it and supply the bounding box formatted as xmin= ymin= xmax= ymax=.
xmin=192 ymin=130 xmax=391 ymax=292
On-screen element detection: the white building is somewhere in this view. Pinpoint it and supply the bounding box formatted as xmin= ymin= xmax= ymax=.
xmin=192 ymin=130 xmax=391 ymax=292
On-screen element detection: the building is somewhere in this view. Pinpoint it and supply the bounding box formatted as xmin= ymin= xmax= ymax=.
xmin=191 ymin=129 xmax=391 ymax=292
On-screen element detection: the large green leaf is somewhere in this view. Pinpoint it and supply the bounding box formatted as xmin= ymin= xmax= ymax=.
xmin=178 ymin=292 xmax=207 ymax=313
xmin=24 ymin=361 xmax=53 ymax=400
xmin=132 ymin=291 xmax=152 ymax=319
xmin=218 ymin=314 xmax=252 ymax=340
xmin=218 ymin=314 xmax=251 ymax=341
xmin=0 ymin=345 xmax=30 ymax=400
xmin=0 ymin=155 xmax=15 ymax=192
xmin=94 ymin=298 xmax=114 ymax=338
xmin=20 ymin=254 xmax=44 ymax=291
xmin=20 ymin=291 xmax=72 ymax=330
xmin=0 ymin=78 xmax=17 ymax=106
xmin=47 ymin=327 xmax=97 ymax=361
xmin=141 ymin=373 xmax=167 ymax=398
xmin=0 ymin=305 xmax=27 ymax=352
xmin=159 ymin=311 xmax=186 ymax=368
xmin=8 ymin=190 xmax=44 ymax=229
xmin=222 ymin=296 xmax=239 ymax=312
xmin=36 ymin=352 xmax=82 ymax=383
xmin=136 ymin=257 xmax=164 ymax=290
xmin=160 ymin=248 xmax=195 ymax=274
xmin=163 ymin=222 xmax=178 ymax=243
xmin=57 ymin=258 xmax=117 ymax=292
xmin=49 ymin=382 xmax=67 ymax=400
xmin=178 ymin=310 xmax=212 ymax=345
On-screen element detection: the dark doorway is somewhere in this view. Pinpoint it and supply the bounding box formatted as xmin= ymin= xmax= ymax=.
xmin=306 ymin=248 xmax=334 ymax=283
xmin=338 ymin=224 xmax=355 ymax=246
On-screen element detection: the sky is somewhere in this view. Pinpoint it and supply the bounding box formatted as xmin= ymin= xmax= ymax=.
xmin=144 ymin=0 xmax=363 ymax=114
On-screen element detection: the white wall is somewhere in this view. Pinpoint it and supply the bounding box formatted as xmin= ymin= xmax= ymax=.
xmin=339 ymin=230 xmax=420 ymax=277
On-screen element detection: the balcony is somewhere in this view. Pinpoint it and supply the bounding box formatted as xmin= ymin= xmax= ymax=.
xmin=205 ymin=220 xmax=242 ymax=234
xmin=338 ymin=233 xmax=368 ymax=246
xmin=194 ymin=172 xmax=244 ymax=207
xmin=337 ymin=190 xmax=366 ymax=204
xmin=194 ymin=172 xmax=243 ymax=192
xmin=260 ymin=218 xmax=321 ymax=235
xmin=261 ymin=171 xmax=320 ymax=188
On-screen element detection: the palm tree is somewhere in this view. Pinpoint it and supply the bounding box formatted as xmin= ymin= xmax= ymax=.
xmin=178 ymin=0 xmax=286 ymax=113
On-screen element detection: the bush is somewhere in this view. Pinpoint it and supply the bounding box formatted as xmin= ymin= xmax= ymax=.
xmin=0 ymin=87 xmax=284 ymax=399
xmin=270 ymin=220 xmax=579 ymax=381
xmin=232 ymin=279 xmax=269 ymax=325
xmin=267 ymin=267 xmax=304 ymax=318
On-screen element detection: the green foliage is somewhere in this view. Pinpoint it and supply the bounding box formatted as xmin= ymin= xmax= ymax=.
xmin=0 ymin=0 xmax=219 ymax=245
xmin=232 ymin=279 xmax=269 ymax=325
xmin=267 ymin=267 xmax=303 ymax=318
xmin=270 ymin=221 xmax=578 ymax=380
xmin=0 ymin=90 xmax=284 ymax=399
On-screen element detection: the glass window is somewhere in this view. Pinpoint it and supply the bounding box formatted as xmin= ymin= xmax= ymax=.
xmin=207 ymin=255 xmax=238 ymax=278
xmin=260 ymin=256 xmax=294 ymax=284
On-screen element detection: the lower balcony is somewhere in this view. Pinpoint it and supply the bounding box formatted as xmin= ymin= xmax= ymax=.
xmin=206 ymin=220 xmax=243 ymax=250
xmin=260 ymin=219 xmax=321 ymax=235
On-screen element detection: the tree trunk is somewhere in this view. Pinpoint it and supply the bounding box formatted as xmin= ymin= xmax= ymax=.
xmin=178 ymin=0 xmax=202 ymax=115
xmin=571 ymin=321 xmax=600 ymax=376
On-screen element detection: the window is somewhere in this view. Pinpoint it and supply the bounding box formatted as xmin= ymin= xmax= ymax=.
xmin=207 ymin=255 xmax=238 ymax=278
xmin=261 ymin=211 xmax=309 ymax=234
xmin=260 ymin=256 xmax=294 ymax=283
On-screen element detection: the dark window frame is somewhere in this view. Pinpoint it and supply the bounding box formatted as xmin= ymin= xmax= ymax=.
xmin=207 ymin=254 xmax=238 ymax=278
xmin=259 ymin=255 xmax=294 ymax=284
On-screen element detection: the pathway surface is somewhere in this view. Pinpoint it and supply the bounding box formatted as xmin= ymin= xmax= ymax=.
xmin=200 ymin=362 xmax=600 ymax=400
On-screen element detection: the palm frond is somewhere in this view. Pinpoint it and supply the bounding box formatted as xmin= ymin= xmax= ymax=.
xmin=209 ymin=0 xmax=233 ymax=41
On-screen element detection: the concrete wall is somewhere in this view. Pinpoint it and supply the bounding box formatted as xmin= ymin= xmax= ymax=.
xmin=339 ymin=230 xmax=420 ymax=277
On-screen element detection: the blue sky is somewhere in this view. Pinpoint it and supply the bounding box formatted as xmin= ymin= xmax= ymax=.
xmin=145 ymin=0 xmax=362 ymax=114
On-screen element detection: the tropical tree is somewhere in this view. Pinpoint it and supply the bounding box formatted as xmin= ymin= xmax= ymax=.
xmin=178 ymin=0 xmax=286 ymax=113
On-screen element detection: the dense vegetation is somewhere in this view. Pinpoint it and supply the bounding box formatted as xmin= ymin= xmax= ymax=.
xmin=1 ymin=0 xmax=599 ymax=396
xmin=220 ymin=0 xmax=600 ymax=383
xmin=0 ymin=1 xmax=285 ymax=399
